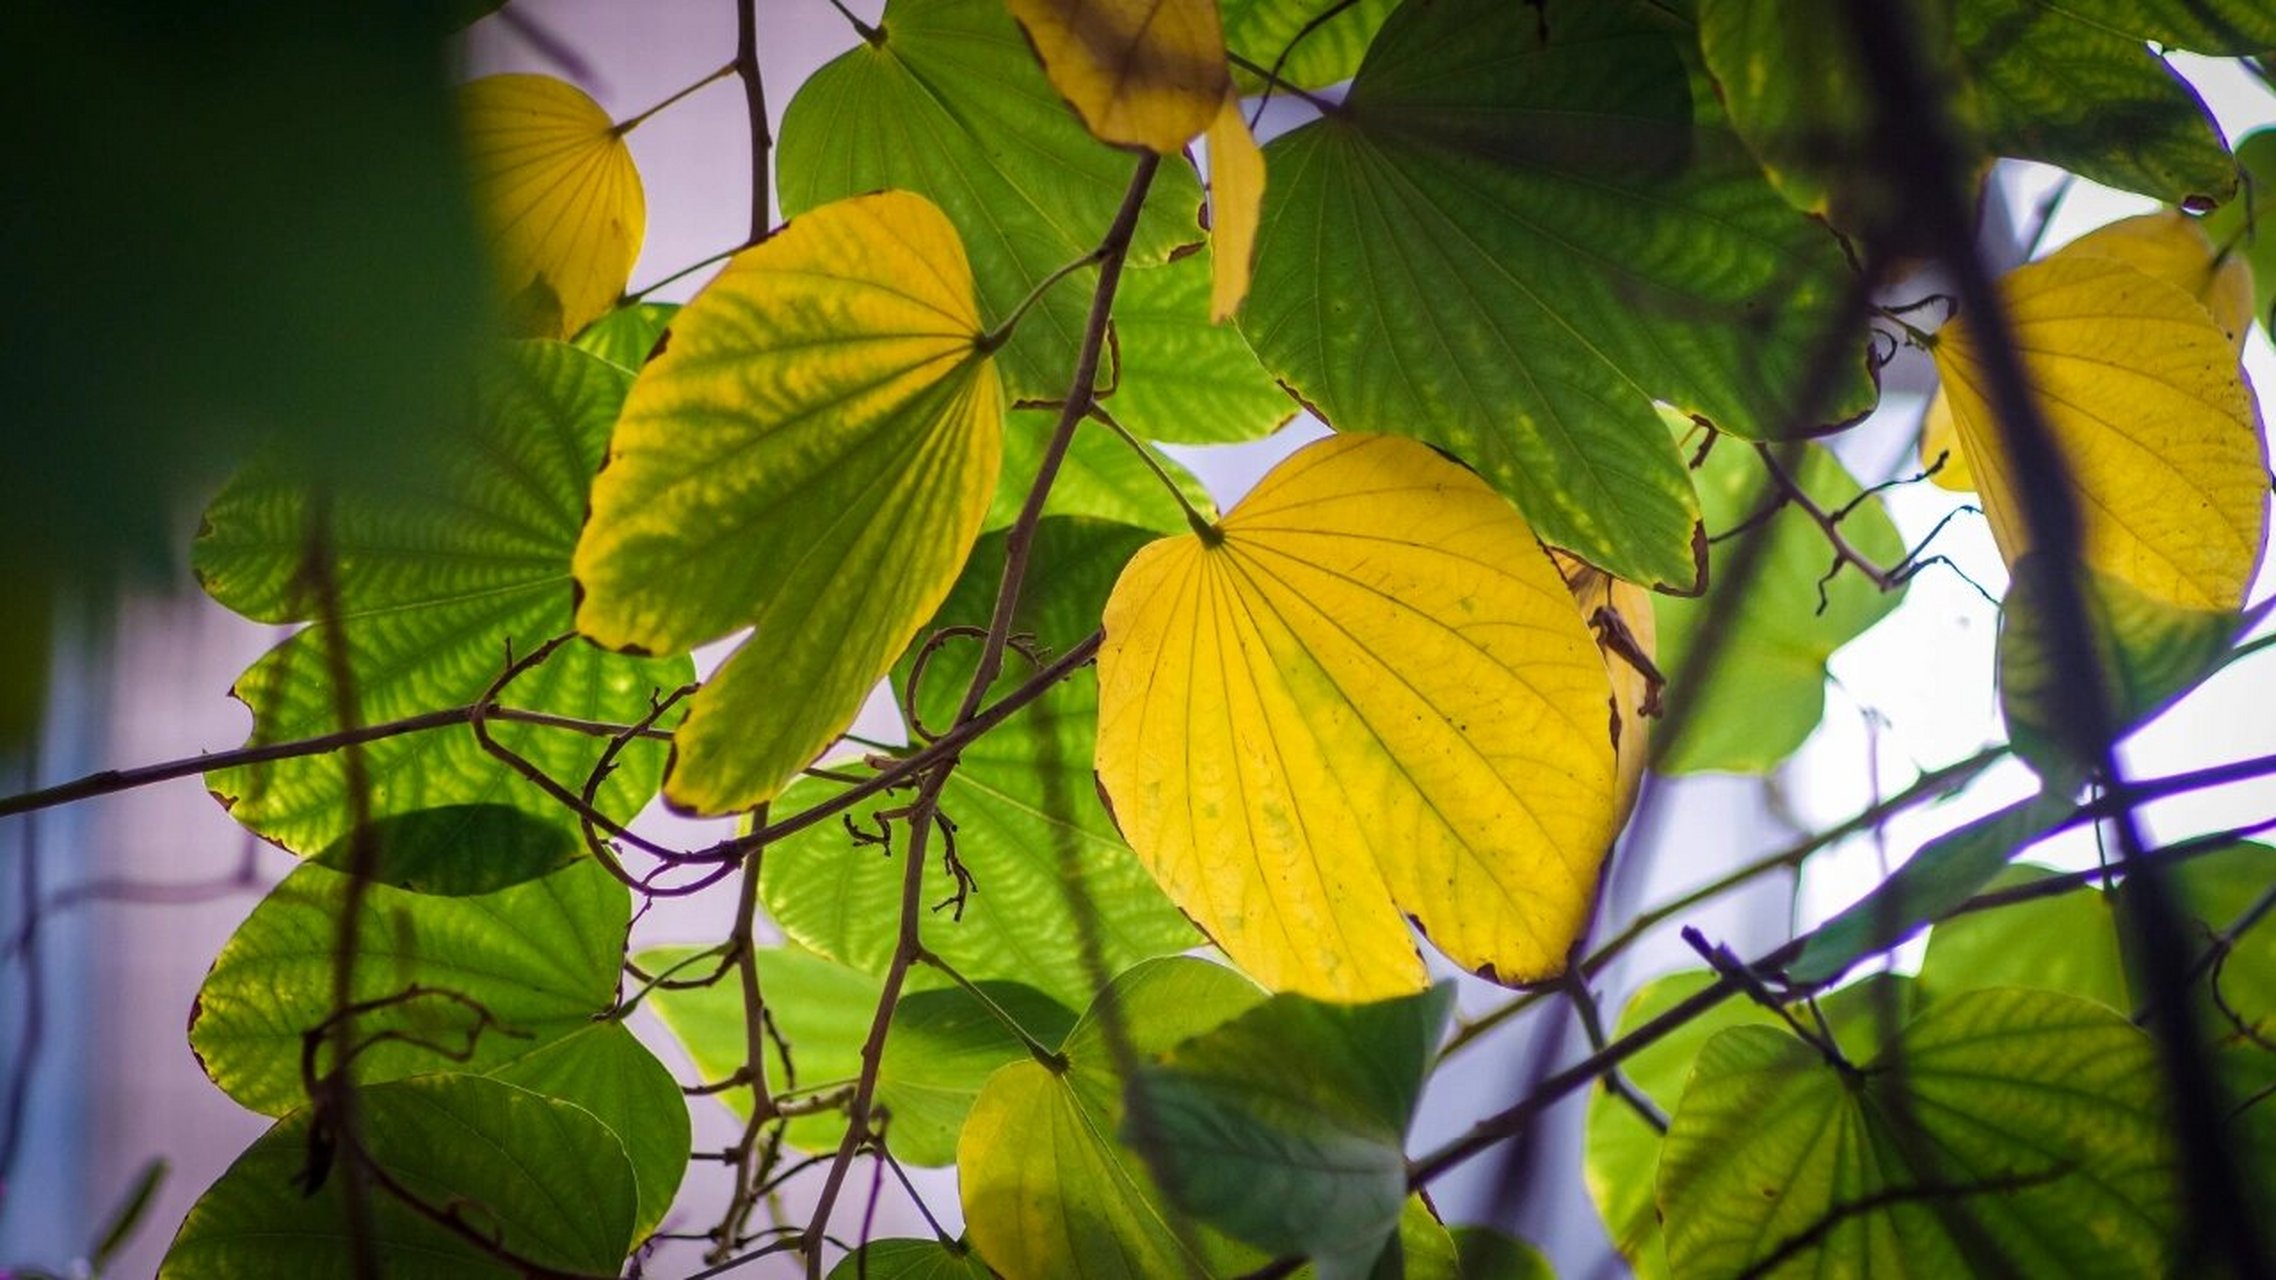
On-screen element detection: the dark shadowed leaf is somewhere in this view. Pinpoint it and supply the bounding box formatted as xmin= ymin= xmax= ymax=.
xmin=162 ymin=1075 xmax=637 ymax=1278
xmin=827 ymin=1239 xmax=996 ymax=1279
xmin=306 ymin=804 xmax=581 ymax=896
xmin=2000 ymin=555 xmax=2261 ymax=783
xmin=1129 ymin=985 xmax=1456 ymax=1280
xmin=1959 ymin=0 xmax=2237 ymax=206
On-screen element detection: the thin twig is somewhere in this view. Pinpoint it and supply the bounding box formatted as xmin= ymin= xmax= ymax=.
xmin=735 ymin=0 xmax=772 ymax=246
xmin=796 ymin=152 xmax=1164 ymax=1280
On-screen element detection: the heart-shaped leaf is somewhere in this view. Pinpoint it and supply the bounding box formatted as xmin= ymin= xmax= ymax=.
xmin=460 ymin=74 xmax=646 ymax=339
xmin=573 ymin=189 xmax=1003 ymax=814
xmin=1658 ymin=988 xmax=2176 ymax=1279
xmin=1096 ymin=434 xmax=1622 ymax=999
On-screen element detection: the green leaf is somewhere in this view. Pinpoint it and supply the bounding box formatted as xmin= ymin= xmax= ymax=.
xmin=1448 ymin=1227 xmax=1556 ymax=1280
xmin=573 ymin=301 xmax=677 ymax=371
xmin=1654 ymin=434 xmax=1906 ymax=774
xmin=1129 ymin=986 xmax=1456 ymax=1280
xmin=189 ymin=858 xmax=625 ymax=1116
xmin=827 ymin=1239 xmax=995 ymax=1280
xmin=1242 ymin=0 xmax=1876 ymax=591
xmin=2033 ymin=0 xmax=2276 ymax=54
xmin=1584 ymin=971 xmax=1914 ymax=1280
xmin=762 ymin=519 xmax=1198 ymax=1009
xmin=2000 ymin=554 xmax=2259 ymax=783
xmin=988 ymin=410 xmax=1220 ymax=537
xmin=572 ymin=190 xmax=1004 ymax=814
xmin=1222 ymin=0 xmax=1400 ymax=92
xmin=162 ymin=1075 xmax=638 ymax=1279
xmin=1658 ymin=987 xmax=2176 ymax=1279
xmin=636 ymin=944 xmax=1072 ymax=1166
xmin=2164 ymin=843 xmax=2276 ymax=1051
xmin=959 ymin=957 xmax=1271 ymax=1279
xmin=485 ymin=1022 xmax=691 ymax=1241
xmin=776 ymin=0 xmax=1204 ymax=402
xmin=194 ymin=340 xmax=689 ymax=855
xmin=305 ymin=804 xmax=581 ymax=896
xmin=1108 ymin=249 xmax=1298 ymax=445
xmin=1787 ymin=790 xmax=2076 ymax=985
xmin=1959 ymin=0 xmax=2238 ymax=206
xmin=1918 ymin=864 xmax=2131 ymax=1011
xmin=1697 ymin=0 xmax=1961 ymax=223
xmin=2203 ymin=129 xmax=2276 ymax=331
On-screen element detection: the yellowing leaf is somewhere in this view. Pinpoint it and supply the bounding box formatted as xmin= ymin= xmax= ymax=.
xmin=460 ymin=74 xmax=645 ymax=340
xmin=1008 ymin=0 xmax=1233 ymax=154
xmin=1933 ymin=253 xmax=2268 ymax=611
xmin=1918 ymin=389 xmax=1976 ymax=491
xmin=1205 ymin=91 xmax=1264 ymax=322
xmin=573 ymin=191 xmax=1003 ymax=813
xmin=1922 ymin=209 xmax=2255 ymax=492
xmin=1095 ymin=435 xmax=1622 ymax=1000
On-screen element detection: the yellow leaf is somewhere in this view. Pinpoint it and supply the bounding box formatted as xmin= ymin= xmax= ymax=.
xmin=1009 ymin=0 xmax=1233 ymax=154
xmin=1918 ymin=390 xmax=1975 ymax=492
xmin=573 ymin=191 xmax=1003 ymax=814
xmin=1933 ymin=253 xmax=2268 ymax=611
xmin=1554 ymin=553 xmax=1658 ymax=822
xmin=1205 ymin=90 xmax=1265 ymax=322
xmin=459 ymin=74 xmax=646 ymax=340
xmin=1095 ymin=435 xmax=1623 ymax=1000
xmin=2064 ymin=210 xmax=2256 ymax=349
xmin=1920 ymin=209 xmax=2253 ymax=492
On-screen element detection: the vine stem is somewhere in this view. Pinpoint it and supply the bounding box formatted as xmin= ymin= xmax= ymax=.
xmin=1441 ymin=746 xmax=2005 ymax=1059
xmin=0 ymin=704 xmax=665 ymax=821
xmin=1838 ymin=7 xmax=2266 ymax=1271
xmin=795 ymin=152 xmax=1162 ymax=1280
xmin=735 ymin=0 xmax=771 ymax=246
xmin=1395 ymin=811 xmax=2276 ymax=1212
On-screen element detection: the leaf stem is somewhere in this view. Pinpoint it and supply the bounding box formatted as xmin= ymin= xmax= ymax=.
xmin=1226 ymin=51 xmax=1338 ymax=115
xmin=977 ymin=247 xmax=1107 ymax=355
xmin=1088 ymin=405 xmax=1220 ymax=541
xmin=915 ymin=947 xmax=1070 ymax=1072
xmin=613 ymin=61 xmax=736 ymax=136
xmin=822 ymin=0 xmax=883 ymax=44
xmin=624 ymin=243 xmax=746 ymax=303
